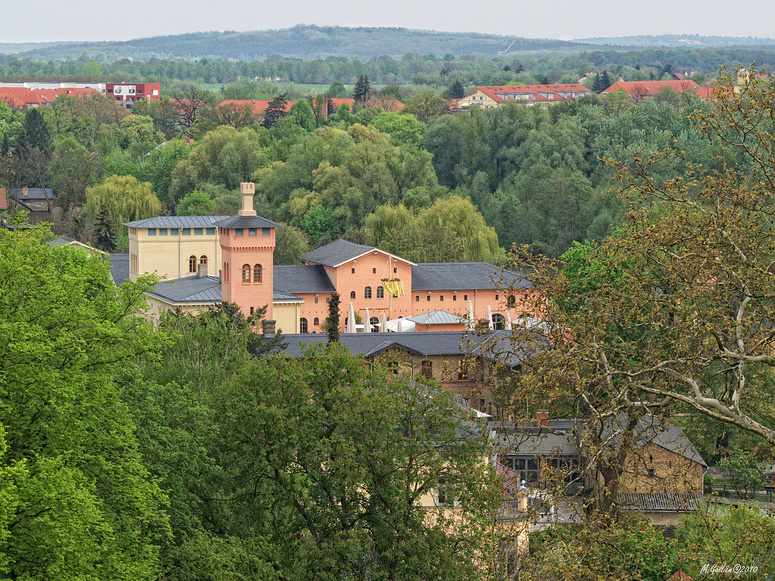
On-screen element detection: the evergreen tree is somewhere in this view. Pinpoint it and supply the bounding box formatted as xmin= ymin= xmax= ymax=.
xmin=600 ymin=70 xmax=612 ymax=92
xmin=352 ymin=75 xmax=371 ymax=103
xmin=324 ymin=292 xmax=341 ymax=343
xmin=448 ymin=79 xmax=465 ymax=99
xmin=18 ymin=107 xmax=51 ymax=152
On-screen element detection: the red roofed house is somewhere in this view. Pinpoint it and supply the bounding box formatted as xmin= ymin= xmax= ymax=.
xmin=601 ymin=79 xmax=700 ymax=102
xmin=217 ymin=99 xmax=293 ymax=124
xmin=216 ymin=97 xmax=363 ymax=124
xmin=458 ymin=84 xmax=593 ymax=110
xmin=0 ymin=87 xmax=99 ymax=108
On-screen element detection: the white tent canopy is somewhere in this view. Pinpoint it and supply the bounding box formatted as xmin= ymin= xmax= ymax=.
xmin=384 ymin=317 xmax=416 ymax=332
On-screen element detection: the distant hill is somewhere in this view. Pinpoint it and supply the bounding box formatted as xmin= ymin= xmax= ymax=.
xmin=572 ymin=34 xmax=775 ymax=48
xmin=3 ymin=26 xmax=588 ymax=61
xmin=4 ymin=28 xmax=775 ymax=63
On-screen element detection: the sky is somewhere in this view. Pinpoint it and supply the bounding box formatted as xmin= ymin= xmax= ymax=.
xmin=5 ymin=0 xmax=775 ymax=44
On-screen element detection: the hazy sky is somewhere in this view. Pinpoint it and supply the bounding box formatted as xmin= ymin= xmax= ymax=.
xmin=6 ymin=0 xmax=775 ymax=44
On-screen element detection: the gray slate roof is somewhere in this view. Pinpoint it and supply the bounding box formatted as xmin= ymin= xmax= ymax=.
xmin=407 ymin=310 xmax=465 ymax=325
xmin=299 ymin=239 xmax=376 ymax=267
xmin=8 ymin=187 xmax=54 ymax=200
xmin=147 ymin=275 xmax=222 ymax=304
xmin=124 ymin=216 xmax=229 ymax=228
xmin=274 ymin=265 xmax=336 ymax=294
xmin=604 ymin=415 xmax=708 ymax=468
xmin=495 ymin=415 xmax=707 ymax=467
xmin=412 ymin=263 xmax=531 ymax=291
xmin=268 ymin=330 xmax=532 ymax=368
xmin=213 ymin=215 xmax=283 ymax=229
xmin=273 ymin=289 xmax=304 ymax=303
xmin=494 ymin=419 xmax=582 ymax=458
xmin=108 ymin=253 xmax=130 ymax=286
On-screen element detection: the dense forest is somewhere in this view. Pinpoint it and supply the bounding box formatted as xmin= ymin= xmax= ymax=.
xmin=0 ymin=72 xmax=718 ymax=264
xmin=4 ymin=48 xmax=775 ymax=88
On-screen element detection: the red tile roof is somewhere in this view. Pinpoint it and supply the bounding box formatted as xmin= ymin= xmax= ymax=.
xmin=473 ymin=84 xmax=592 ymax=104
xmin=0 ymin=87 xmax=99 ymax=108
xmin=217 ymin=99 xmax=294 ymax=117
xmin=694 ymin=86 xmax=735 ymax=102
xmin=601 ymin=79 xmax=700 ymax=100
xmin=0 ymin=188 xmax=7 ymax=211
xmin=327 ymin=98 xmax=357 ymax=110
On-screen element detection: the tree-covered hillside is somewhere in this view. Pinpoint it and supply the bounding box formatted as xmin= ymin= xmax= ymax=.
xmin=8 ymin=26 xmax=585 ymax=62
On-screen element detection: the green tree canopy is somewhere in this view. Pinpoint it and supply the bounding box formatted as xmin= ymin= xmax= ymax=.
xmin=86 ymin=174 xmax=162 ymax=226
xmin=212 ymin=343 xmax=499 ymax=580
xmin=168 ymin=126 xmax=267 ymax=207
xmin=0 ymin=225 xmax=167 ymax=579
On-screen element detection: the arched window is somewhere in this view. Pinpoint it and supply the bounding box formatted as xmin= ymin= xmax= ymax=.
xmin=350 ymin=291 xmax=356 ymax=299
xmin=242 ymin=264 xmax=251 ymax=283
xmin=377 ymin=286 xmax=384 ymax=298
xmin=370 ymin=316 xmax=379 ymax=331
xmin=189 ymin=255 xmax=197 ymax=273
xmin=507 ymin=294 xmax=516 ymax=308
xmin=254 ymin=264 xmax=262 ymax=283
xmin=493 ymin=313 xmax=505 ymax=331
xmin=364 ymin=286 xmax=372 ymax=299
xmin=314 ymin=317 xmax=320 ymax=326
xmin=199 ymin=255 xmax=208 ymax=266
xmin=300 ymin=317 xmax=308 ymax=333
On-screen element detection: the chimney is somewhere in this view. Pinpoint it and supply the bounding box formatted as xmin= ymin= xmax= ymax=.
xmin=197 ymin=263 xmax=208 ymax=278
xmin=536 ymin=410 xmax=549 ymax=427
xmin=239 ymin=182 xmax=257 ymax=216
xmin=262 ymin=319 xmax=276 ymax=335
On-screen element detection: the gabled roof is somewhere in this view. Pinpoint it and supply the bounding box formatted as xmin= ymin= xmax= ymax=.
xmin=147 ymin=275 xmax=222 ymax=304
xmin=601 ymin=415 xmax=708 ymax=467
xmin=601 ymin=79 xmax=700 ymax=99
xmin=300 ymin=239 xmax=416 ymax=268
xmin=412 ymin=262 xmax=531 ymax=291
xmin=274 ymin=264 xmax=336 ymax=294
xmin=407 ymin=310 xmax=465 ymax=325
xmin=212 ymin=215 xmax=282 ymax=229
xmin=124 ymin=216 xmax=229 ymax=228
xmin=50 ymin=236 xmax=106 ymax=255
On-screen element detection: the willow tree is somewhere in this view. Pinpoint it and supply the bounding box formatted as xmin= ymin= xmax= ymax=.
xmin=504 ymin=67 xmax=775 ymax=452
xmin=85 ymin=174 xmax=161 ymax=225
